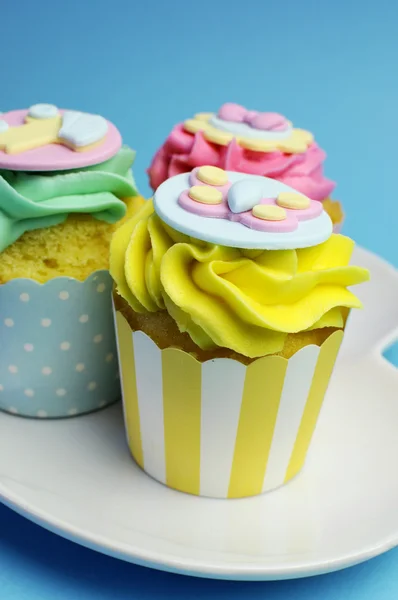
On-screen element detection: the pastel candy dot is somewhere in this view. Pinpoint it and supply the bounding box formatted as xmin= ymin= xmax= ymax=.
xmin=245 ymin=110 xmax=258 ymax=122
xmin=250 ymin=112 xmax=288 ymax=131
xmin=20 ymin=293 xmax=30 ymax=302
xmin=189 ymin=185 xmax=223 ymax=205
xmin=37 ymin=410 xmax=48 ymax=418
xmin=41 ymin=318 xmax=51 ymax=327
xmin=228 ymin=180 xmax=264 ymax=214
xmin=217 ymin=103 xmax=246 ymax=122
xmin=68 ymin=408 xmax=78 ymax=416
xmin=277 ymin=191 xmax=310 ymax=210
xmin=24 ymin=389 xmax=35 ymax=397
xmin=59 ymin=291 xmax=69 ymax=300
xmin=204 ymin=128 xmax=233 ymax=145
xmin=184 ymin=118 xmax=204 ymax=133
xmin=76 ymin=363 xmax=85 ymax=372
xmin=28 ymin=103 xmax=59 ymax=119
xmin=4 ymin=318 xmax=14 ymax=327
xmin=194 ymin=112 xmax=213 ymax=122
xmin=197 ymin=166 xmax=228 ymax=186
xmin=252 ymin=204 xmax=286 ymax=221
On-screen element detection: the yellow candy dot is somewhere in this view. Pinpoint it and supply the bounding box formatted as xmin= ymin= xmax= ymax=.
xmin=194 ymin=112 xmax=213 ymax=121
xmin=252 ymin=204 xmax=286 ymax=221
xmin=189 ymin=185 xmax=223 ymax=205
xmin=197 ymin=166 xmax=228 ymax=186
xmin=277 ymin=191 xmax=310 ymax=210
xmin=184 ymin=119 xmax=204 ymax=133
xmin=204 ymin=128 xmax=233 ymax=145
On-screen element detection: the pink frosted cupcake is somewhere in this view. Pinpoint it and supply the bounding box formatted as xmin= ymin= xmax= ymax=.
xmin=148 ymin=103 xmax=343 ymax=230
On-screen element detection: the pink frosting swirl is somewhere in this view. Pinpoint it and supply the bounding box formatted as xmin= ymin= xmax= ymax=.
xmin=148 ymin=124 xmax=335 ymax=201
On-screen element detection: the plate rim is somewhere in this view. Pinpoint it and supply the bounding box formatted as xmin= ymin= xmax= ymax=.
xmin=1 ymin=245 xmax=398 ymax=581
xmin=1 ymin=486 xmax=398 ymax=581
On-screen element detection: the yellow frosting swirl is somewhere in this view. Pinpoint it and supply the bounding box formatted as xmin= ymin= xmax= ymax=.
xmin=111 ymin=200 xmax=369 ymax=358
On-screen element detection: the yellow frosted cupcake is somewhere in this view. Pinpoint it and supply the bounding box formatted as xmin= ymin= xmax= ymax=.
xmin=111 ymin=166 xmax=369 ymax=498
xmin=0 ymin=103 xmax=144 ymax=418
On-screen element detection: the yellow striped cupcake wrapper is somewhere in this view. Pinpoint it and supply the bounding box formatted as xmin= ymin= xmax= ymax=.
xmin=115 ymin=311 xmax=343 ymax=499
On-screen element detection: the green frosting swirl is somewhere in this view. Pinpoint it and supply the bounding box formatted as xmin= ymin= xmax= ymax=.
xmin=0 ymin=146 xmax=137 ymax=253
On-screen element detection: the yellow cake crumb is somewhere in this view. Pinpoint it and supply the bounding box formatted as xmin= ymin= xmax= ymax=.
xmin=0 ymin=196 xmax=146 ymax=284
xmin=114 ymin=293 xmax=342 ymax=363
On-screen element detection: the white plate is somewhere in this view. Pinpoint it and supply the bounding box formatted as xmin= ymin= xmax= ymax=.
xmin=1 ymin=247 xmax=398 ymax=581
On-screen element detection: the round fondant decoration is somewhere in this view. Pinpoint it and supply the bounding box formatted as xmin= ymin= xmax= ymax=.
xmin=0 ymin=105 xmax=122 ymax=171
xmin=188 ymin=185 xmax=223 ymax=205
xmin=252 ymin=204 xmax=286 ymax=221
xmin=277 ymin=191 xmax=311 ymax=210
xmin=183 ymin=103 xmax=313 ymax=154
xmin=28 ymin=103 xmax=59 ymax=119
xmin=197 ymin=165 xmax=228 ymax=186
xmin=154 ymin=167 xmax=333 ymax=250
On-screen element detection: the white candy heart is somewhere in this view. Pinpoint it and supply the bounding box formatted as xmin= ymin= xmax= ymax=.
xmin=59 ymin=111 xmax=108 ymax=147
xmin=227 ymin=180 xmax=265 ymax=214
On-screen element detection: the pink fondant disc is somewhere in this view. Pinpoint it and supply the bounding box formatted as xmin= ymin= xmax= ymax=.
xmin=0 ymin=109 xmax=122 ymax=171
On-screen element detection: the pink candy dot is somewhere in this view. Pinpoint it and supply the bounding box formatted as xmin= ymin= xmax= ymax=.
xmin=217 ymin=103 xmax=289 ymax=132
xmin=250 ymin=112 xmax=289 ymax=132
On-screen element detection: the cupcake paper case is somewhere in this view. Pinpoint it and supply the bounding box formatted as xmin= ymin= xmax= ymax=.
xmin=0 ymin=272 xmax=119 ymax=418
xmin=148 ymin=102 xmax=344 ymax=230
xmin=111 ymin=165 xmax=369 ymax=498
xmin=0 ymin=103 xmax=144 ymax=418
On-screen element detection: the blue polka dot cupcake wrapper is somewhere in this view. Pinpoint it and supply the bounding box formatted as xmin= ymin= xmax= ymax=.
xmin=0 ymin=271 xmax=121 ymax=418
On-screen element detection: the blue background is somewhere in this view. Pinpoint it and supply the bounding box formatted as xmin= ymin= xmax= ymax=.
xmin=1 ymin=0 xmax=397 ymax=597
